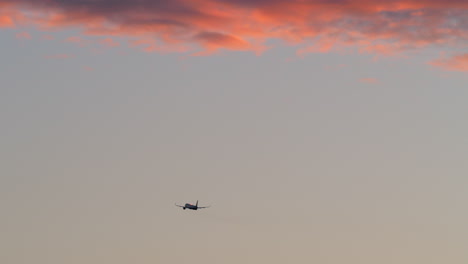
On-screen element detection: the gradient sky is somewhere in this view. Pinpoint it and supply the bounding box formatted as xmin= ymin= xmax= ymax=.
xmin=1 ymin=1 xmax=468 ymax=264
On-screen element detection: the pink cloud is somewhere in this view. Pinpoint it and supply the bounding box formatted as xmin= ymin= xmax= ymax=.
xmin=429 ymin=53 xmax=468 ymax=72
xmin=98 ymin=37 xmax=120 ymax=48
xmin=15 ymin=31 xmax=31 ymax=39
xmin=0 ymin=0 xmax=466 ymax=60
xmin=129 ymin=38 xmax=190 ymax=53
xmin=65 ymin=36 xmax=91 ymax=46
xmin=297 ymin=37 xmax=336 ymax=57
xmin=192 ymin=31 xmax=255 ymax=55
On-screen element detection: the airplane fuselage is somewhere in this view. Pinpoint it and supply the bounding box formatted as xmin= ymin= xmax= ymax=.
xmin=183 ymin=203 xmax=198 ymax=210
xmin=176 ymin=200 xmax=208 ymax=210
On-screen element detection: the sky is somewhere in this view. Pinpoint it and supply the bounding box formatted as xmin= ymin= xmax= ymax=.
xmin=1 ymin=1 xmax=468 ymax=264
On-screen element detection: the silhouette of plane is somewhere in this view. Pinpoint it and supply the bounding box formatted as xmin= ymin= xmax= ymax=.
xmin=175 ymin=200 xmax=210 ymax=210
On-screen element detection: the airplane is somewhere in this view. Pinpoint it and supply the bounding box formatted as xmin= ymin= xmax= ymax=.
xmin=175 ymin=200 xmax=210 ymax=210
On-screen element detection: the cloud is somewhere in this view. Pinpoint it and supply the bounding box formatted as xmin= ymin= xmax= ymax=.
xmin=98 ymin=37 xmax=120 ymax=47
xmin=429 ymin=53 xmax=468 ymax=72
xmin=0 ymin=15 xmax=13 ymax=27
xmin=0 ymin=0 xmax=466 ymax=57
xmin=65 ymin=36 xmax=90 ymax=46
xmin=129 ymin=38 xmax=190 ymax=53
xmin=193 ymin=31 xmax=253 ymax=55
xmin=15 ymin=31 xmax=31 ymax=39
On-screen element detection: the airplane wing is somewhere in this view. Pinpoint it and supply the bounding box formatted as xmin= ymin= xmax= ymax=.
xmin=175 ymin=203 xmax=185 ymax=207
xmin=197 ymin=206 xmax=211 ymax=209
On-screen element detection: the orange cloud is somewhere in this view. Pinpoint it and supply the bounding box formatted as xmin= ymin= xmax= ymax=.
xmin=193 ymin=31 xmax=253 ymax=54
xmin=429 ymin=53 xmax=468 ymax=72
xmin=0 ymin=15 xmax=13 ymax=27
xmin=0 ymin=0 xmax=466 ymax=59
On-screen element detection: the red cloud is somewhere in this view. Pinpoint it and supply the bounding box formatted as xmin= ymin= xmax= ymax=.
xmin=429 ymin=53 xmax=468 ymax=72
xmin=0 ymin=0 xmax=467 ymax=58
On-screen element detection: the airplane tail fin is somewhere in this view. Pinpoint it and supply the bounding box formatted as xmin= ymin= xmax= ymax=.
xmin=196 ymin=200 xmax=198 ymax=207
